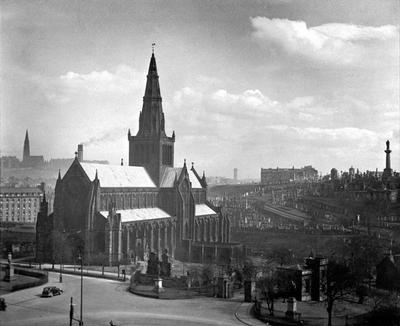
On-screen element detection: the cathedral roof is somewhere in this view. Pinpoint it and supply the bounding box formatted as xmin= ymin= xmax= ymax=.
xmin=160 ymin=167 xmax=181 ymax=187
xmin=189 ymin=169 xmax=203 ymax=188
xmin=80 ymin=162 xmax=156 ymax=188
xmin=160 ymin=167 xmax=203 ymax=189
xmin=99 ymin=207 xmax=170 ymax=222
xmin=195 ymin=204 xmax=218 ymax=217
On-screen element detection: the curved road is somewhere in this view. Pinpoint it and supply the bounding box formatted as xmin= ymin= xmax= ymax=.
xmin=1 ymin=272 xmax=245 ymax=326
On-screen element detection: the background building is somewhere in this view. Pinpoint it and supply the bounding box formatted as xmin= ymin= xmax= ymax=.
xmin=0 ymin=187 xmax=43 ymax=224
xmin=261 ymin=166 xmax=318 ymax=185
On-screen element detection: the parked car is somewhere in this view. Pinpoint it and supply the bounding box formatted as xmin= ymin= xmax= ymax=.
xmin=41 ymin=286 xmax=63 ymax=297
xmin=0 ymin=297 xmax=6 ymax=311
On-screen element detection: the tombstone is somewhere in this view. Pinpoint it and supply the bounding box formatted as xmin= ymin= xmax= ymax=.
xmin=3 ymin=252 xmax=16 ymax=282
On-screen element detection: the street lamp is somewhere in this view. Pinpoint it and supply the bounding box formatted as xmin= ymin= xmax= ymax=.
xmin=78 ymin=253 xmax=83 ymax=326
xmin=60 ymin=230 xmax=66 ymax=283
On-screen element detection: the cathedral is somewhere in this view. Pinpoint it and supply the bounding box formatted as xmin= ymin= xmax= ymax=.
xmin=37 ymin=51 xmax=243 ymax=265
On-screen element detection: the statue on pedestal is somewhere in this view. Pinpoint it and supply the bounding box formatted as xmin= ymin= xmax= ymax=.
xmin=146 ymin=252 xmax=160 ymax=275
xmin=3 ymin=252 xmax=16 ymax=282
xmin=160 ymin=249 xmax=171 ymax=277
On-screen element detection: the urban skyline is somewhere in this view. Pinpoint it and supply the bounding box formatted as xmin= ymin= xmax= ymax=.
xmin=2 ymin=0 xmax=399 ymax=178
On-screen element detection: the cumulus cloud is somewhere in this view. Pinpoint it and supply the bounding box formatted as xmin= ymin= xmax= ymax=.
xmin=287 ymin=96 xmax=315 ymax=109
xmin=211 ymin=89 xmax=278 ymax=112
xmin=59 ymin=65 xmax=141 ymax=95
xmin=251 ymin=17 xmax=399 ymax=65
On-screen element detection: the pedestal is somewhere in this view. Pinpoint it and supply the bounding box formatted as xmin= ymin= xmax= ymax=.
xmin=153 ymin=277 xmax=165 ymax=293
xmin=285 ymin=297 xmax=297 ymax=320
xmin=3 ymin=264 xmax=16 ymax=282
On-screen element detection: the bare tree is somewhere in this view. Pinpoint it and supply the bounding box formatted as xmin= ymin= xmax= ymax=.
xmin=325 ymin=260 xmax=355 ymax=326
xmin=258 ymin=274 xmax=278 ymax=316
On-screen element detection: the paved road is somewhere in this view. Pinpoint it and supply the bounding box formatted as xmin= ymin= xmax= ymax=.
xmin=1 ymin=272 xmax=246 ymax=326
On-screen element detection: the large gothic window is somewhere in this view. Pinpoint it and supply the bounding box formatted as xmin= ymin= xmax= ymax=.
xmin=162 ymin=145 xmax=172 ymax=165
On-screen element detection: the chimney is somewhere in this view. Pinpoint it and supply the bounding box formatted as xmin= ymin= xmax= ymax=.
xmin=77 ymin=144 xmax=83 ymax=162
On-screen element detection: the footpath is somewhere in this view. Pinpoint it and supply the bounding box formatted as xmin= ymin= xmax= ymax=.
xmin=235 ymin=302 xmax=268 ymax=326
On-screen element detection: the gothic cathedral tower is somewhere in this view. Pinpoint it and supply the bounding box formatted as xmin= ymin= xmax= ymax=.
xmin=128 ymin=51 xmax=175 ymax=186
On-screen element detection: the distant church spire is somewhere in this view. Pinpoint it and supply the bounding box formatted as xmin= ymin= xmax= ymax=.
xmin=23 ymin=130 xmax=30 ymax=162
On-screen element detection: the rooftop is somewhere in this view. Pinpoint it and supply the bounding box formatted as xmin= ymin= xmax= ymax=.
xmin=80 ymin=162 xmax=156 ymax=188
xmin=195 ymin=204 xmax=218 ymax=217
xmin=0 ymin=187 xmax=42 ymax=194
xmin=99 ymin=207 xmax=171 ymax=222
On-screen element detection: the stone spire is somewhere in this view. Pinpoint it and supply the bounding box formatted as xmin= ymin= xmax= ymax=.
xmin=137 ymin=50 xmax=165 ymax=136
xmin=23 ymin=130 xmax=30 ymax=162
xmin=128 ymin=48 xmax=175 ymax=186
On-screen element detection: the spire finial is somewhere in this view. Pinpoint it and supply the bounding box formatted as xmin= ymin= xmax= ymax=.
xmin=152 ymin=43 xmax=156 ymax=54
xmin=184 ymin=159 xmax=186 ymax=167
xmin=58 ymin=169 xmax=61 ymax=180
xmin=95 ymin=169 xmax=98 ymax=180
xmin=191 ymin=162 xmax=194 ymax=169
xmin=121 ymin=158 xmax=124 ymax=166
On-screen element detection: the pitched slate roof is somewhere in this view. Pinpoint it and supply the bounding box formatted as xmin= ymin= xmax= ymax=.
xmin=160 ymin=167 xmax=181 ymax=188
xmin=80 ymin=162 xmax=156 ymax=188
xmin=160 ymin=167 xmax=203 ymax=189
xmin=195 ymin=204 xmax=218 ymax=217
xmin=99 ymin=207 xmax=171 ymax=222
xmin=189 ymin=169 xmax=203 ymax=189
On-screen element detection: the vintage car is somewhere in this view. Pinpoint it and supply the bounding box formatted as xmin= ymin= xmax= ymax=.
xmin=41 ymin=286 xmax=63 ymax=297
xmin=0 ymin=297 xmax=6 ymax=311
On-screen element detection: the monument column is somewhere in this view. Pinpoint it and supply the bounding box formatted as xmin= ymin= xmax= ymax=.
xmin=386 ymin=140 xmax=392 ymax=171
xmin=382 ymin=140 xmax=393 ymax=182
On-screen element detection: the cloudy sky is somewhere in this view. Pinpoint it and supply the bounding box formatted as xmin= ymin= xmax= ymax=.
xmin=2 ymin=0 xmax=399 ymax=178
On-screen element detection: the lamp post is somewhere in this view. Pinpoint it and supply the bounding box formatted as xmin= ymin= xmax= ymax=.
xmin=78 ymin=253 xmax=83 ymax=326
xmin=60 ymin=230 xmax=66 ymax=283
